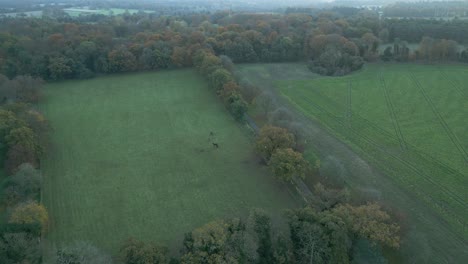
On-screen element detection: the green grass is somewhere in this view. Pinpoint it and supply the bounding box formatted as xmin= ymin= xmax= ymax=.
xmin=40 ymin=69 xmax=298 ymax=252
xmin=276 ymin=63 xmax=468 ymax=238
xmin=63 ymin=8 xmax=154 ymax=17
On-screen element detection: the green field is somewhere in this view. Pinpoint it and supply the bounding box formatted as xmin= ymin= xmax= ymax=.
xmin=63 ymin=8 xmax=154 ymax=17
xmin=236 ymin=62 xmax=468 ymax=262
xmin=40 ymin=69 xmax=297 ymax=252
xmin=276 ymin=63 xmax=468 ymax=236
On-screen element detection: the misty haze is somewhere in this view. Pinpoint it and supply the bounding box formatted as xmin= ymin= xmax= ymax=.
xmin=0 ymin=0 xmax=466 ymax=263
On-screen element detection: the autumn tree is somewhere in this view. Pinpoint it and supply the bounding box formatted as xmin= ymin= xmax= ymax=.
xmin=0 ymin=109 xmax=25 ymax=138
xmin=120 ymin=238 xmax=168 ymax=264
xmin=246 ymin=209 xmax=274 ymax=264
xmin=361 ymin=32 xmax=380 ymax=58
xmin=12 ymin=75 xmax=43 ymax=103
xmin=4 ymin=144 xmax=38 ymax=175
xmin=255 ymin=125 xmax=295 ymax=160
xmin=0 ymin=75 xmax=42 ymax=104
xmin=287 ymin=207 xmax=350 ymax=264
xmin=0 ymin=232 xmax=41 ymax=264
xmin=20 ymin=109 xmax=49 ymax=147
xmin=311 ymin=183 xmax=350 ymax=211
xmin=56 ymin=241 xmax=113 ymax=264
xmin=196 ymin=52 xmax=222 ymax=76
xmin=269 ymin=148 xmax=309 ymax=182
xmin=171 ymin=46 xmax=192 ymax=67
xmin=331 ymin=203 xmax=400 ymax=248
xmin=4 ymin=163 xmax=42 ymax=205
xmin=6 ymin=126 xmax=42 ymax=156
xmin=9 ymin=201 xmax=49 ymax=233
xmin=181 ymin=219 xmax=246 ymax=264
xmin=229 ymin=95 xmax=248 ymax=121
xmin=219 ymin=83 xmax=248 ymax=121
xmin=208 ymin=68 xmax=233 ymax=91
xmin=108 ymin=47 xmax=137 ymax=73
xmin=48 ymin=56 xmax=73 ymax=80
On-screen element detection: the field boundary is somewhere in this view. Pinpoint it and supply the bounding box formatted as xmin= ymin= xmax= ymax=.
xmin=409 ymin=73 xmax=468 ymax=164
xmin=379 ymin=73 xmax=407 ymax=151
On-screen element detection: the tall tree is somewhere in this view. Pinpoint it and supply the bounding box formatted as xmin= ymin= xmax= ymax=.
xmin=9 ymin=201 xmax=49 ymax=233
xmin=255 ymin=125 xmax=295 ymax=161
xmin=108 ymin=47 xmax=137 ymax=73
xmin=269 ymin=148 xmax=309 ymax=182
xmin=56 ymin=241 xmax=113 ymax=264
xmin=120 ymin=238 xmax=168 ymax=264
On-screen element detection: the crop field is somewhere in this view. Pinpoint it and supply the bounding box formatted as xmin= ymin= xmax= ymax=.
xmin=40 ymin=69 xmax=297 ymax=252
xmin=276 ymin=63 xmax=468 ymax=237
xmin=236 ymin=62 xmax=468 ymax=262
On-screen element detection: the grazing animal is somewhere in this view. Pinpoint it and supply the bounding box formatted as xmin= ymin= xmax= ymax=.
xmin=212 ymin=143 xmax=219 ymax=148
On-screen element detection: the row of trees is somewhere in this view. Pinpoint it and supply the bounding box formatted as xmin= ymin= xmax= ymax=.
xmin=383 ymin=1 xmax=468 ymax=19
xmin=6 ymin=9 xmax=468 ymax=81
xmin=116 ymin=186 xmax=399 ymax=264
xmin=0 ymin=75 xmax=49 ymax=263
xmin=193 ymin=50 xmax=248 ymax=121
xmin=381 ymin=37 xmax=468 ymax=62
xmin=255 ymin=125 xmax=309 ymax=182
xmin=383 ymin=18 xmax=468 ymax=44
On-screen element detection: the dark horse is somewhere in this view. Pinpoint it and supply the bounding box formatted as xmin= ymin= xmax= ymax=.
xmin=212 ymin=142 xmax=219 ymax=148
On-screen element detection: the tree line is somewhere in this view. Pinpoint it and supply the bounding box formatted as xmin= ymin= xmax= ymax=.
xmin=383 ymin=1 xmax=468 ymax=19
xmin=2 ymin=7 xmax=468 ymax=81
xmin=116 ymin=184 xmax=399 ymax=264
xmin=0 ymin=74 xmax=49 ymax=263
xmin=54 ymin=189 xmax=399 ymax=264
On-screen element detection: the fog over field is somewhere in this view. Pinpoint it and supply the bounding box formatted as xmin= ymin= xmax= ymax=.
xmin=0 ymin=0 xmax=467 ymax=263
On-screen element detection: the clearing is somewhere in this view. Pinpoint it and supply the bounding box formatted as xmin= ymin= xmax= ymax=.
xmin=40 ymin=69 xmax=297 ymax=252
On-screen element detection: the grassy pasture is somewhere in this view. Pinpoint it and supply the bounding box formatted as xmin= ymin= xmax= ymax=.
xmin=276 ymin=63 xmax=468 ymax=236
xmin=40 ymin=69 xmax=297 ymax=252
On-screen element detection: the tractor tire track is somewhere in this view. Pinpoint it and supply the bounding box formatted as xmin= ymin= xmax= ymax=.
xmin=346 ymin=81 xmax=352 ymax=125
xmin=379 ymin=73 xmax=407 ymax=151
xmin=439 ymin=69 xmax=468 ymax=98
xmin=307 ymin=88 xmax=465 ymax=180
xmin=298 ymin=89 xmax=468 ymax=212
xmin=409 ymin=73 xmax=468 ymax=164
